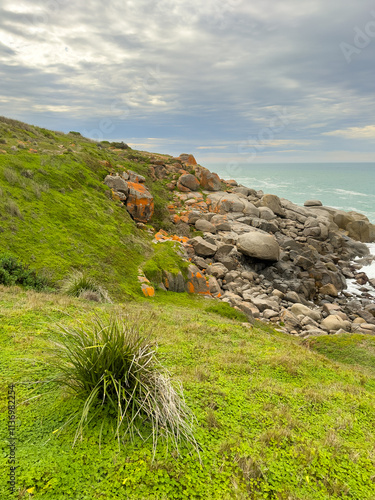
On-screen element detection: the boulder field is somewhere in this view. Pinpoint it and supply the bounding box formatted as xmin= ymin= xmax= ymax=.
xmin=105 ymin=154 xmax=375 ymax=337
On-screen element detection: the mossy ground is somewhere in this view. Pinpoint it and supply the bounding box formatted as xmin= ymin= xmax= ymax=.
xmin=1 ymin=286 xmax=375 ymax=499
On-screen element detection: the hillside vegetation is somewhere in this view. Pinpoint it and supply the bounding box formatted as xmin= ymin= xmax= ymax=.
xmin=1 ymin=117 xmax=375 ymax=499
xmin=0 ymin=116 xmax=176 ymax=299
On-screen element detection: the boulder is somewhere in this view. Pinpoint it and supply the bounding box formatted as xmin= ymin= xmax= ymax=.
xmin=208 ymin=276 xmax=222 ymax=297
xmin=177 ymin=174 xmax=200 ymax=192
xmin=104 ymin=175 xmax=129 ymax=194
xmin=258 ymin=206 xmax=276 ymax=220
xmin=321 ymin=315 xmax=351 ymax=332
xmin=210 ymin=214 xmax=232 ymax=231
xmin=319 ymin=284 xmax=339 ymax=297
xmin=178 ymin=154 xmax=197 ymax=166
xmin=199 ymin=169 xmax=221 ymax=191
xmin=206 ymin=263 xmax=227 ymax=279
xmin=290 ymin=303 xmax=321 ymax=322
xmin=128 ymin=170 xmax=145 ymax=183
xmin=259 ymin=194 xmax=285 ymax=216
xmin=347 ymin=220 xmax=375 ymax=243
xmin=163 ymin=271 xmax=185 ymax=293
xmin=195 ymin=219 xmax=216 ymax=233
xmin=126 ymin=181 xmax=154 ymax=222
xmin=190 ymin=236 xmax=217 ymax=256
xmin=237 ymin=232 xmax=280 ymax=261
xmin=304 ymin=200 xmax=323 ymax=207
xmin=186 ymin=265 xmax=210 ymax=294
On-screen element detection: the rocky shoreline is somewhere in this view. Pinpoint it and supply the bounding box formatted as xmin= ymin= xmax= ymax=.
xmin=105 ymin=154 xmax=375 ymax=337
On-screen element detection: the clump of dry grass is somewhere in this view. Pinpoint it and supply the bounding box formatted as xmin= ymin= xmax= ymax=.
xmin=60 ymin=271 xmax=111 ymax=303
xmin=51 ymin=315 xmax=200 ymax=458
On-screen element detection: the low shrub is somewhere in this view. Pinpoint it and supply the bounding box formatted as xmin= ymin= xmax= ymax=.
xmin=0 ymin=253 xmax=52 ymax=291
xmin=52 ymin=315 xmax=199 ymax=457
xmin=61 ymin=271 xmax=111 ymax=303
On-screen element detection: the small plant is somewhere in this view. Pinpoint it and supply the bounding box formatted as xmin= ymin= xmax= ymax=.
xmin=5 ymin=199 xmax=23 ymax=218
xmin=61 ymin=271 xmax=111 ymax=303
xmin=52 ymin=315 xmax=199 ymax=457
xmin=0 ymin=253 xmax=52 ymax=291
xmin=3 ymin=167 xmax=19 ymax=185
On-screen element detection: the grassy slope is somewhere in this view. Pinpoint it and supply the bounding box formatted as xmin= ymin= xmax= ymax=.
xmin=1 ymin=287 xmax=375 ymax=499
xmin=0 ymin=117 xmax=175 ymax=299
xmin=1 ymin=118 xmax=375 ymax=499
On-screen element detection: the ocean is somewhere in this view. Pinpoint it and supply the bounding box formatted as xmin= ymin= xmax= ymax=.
xmin=211 ymin=162 xmax=375 ymax=224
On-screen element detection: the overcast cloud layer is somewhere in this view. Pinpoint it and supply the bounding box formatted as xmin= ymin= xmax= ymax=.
xmin=1 ymin=0 xmax=375 ymax=165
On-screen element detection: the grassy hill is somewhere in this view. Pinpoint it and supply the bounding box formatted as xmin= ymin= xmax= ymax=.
xmin=1 ymin=117 xmax=375 ymax=499
xmin=0 ymin=116 xmax=176 ymax=299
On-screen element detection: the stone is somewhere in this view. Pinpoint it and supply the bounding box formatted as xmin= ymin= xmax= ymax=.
xmin=210 ymin=214 xmax=232 ymax=231
xmin=248 ymin=296 xmax=279 ymax=313
xmin=260 ymin=194 xmax=285 ymax=216
xmin=208 ymin=276 xmax=222 ymax=297
xmin=128 ymin=170 xmax=146 ymax=183
xmin=258 ymin=206 xmax=276 ymax=220
xmin=285 ymin=291 xmax=301 ymax=303
xmin=186 ymin=264 xmax=210 ymax=294
xmin=199 ymin=170 xmax=221 ymax=191
xmin=178 ymin=174 xmax=200 ymax=192
xmin=237 ymin=302 xmax=255 ymax=322
xmin=163 ymin=271 xmax=185 ymax=293
xmin=322 ymin=303 xmax=342 ymax=315
xmin=263 ymin=309 xmax=279 ymax=319
xmin=304 ymin=200 xmax=323 ymax=207
xmin=190 ymin=236 xmax=217 ymax=256
xmin=290 ymin=303 xmax=321 ymax=322
xmin=178 ymin=153 xmax=197 ymax=166
xmin=320 ymin=315 xmax=351 ymax=332
xmin=195 ymin=219 xmax=216 ymax=233
xmin=319 ymin=284 xmax=339 ymax=297
xmin=207 ymin=263 xmax=227 ymax=279
xmin=280 ymin=310 xmax=301 ymax=328
xmin=294 ymin=255 xmax=314 ymax=270
xmin=237 ymin=232 xmax=280 ymax=261
xmin=104 ymin=175 xmax=129 ymax=194
xmin=126 ymin=181 xmax=154 ymax=222
xmin=347 ymin=220 xmax=375 ymax=243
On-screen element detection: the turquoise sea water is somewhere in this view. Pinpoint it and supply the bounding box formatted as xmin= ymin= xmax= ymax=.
xmin=211 ymin=163 xmax=375 ymax=224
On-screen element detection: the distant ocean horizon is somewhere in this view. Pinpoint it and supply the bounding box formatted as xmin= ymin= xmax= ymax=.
xmin=209 ymin=162 xmax=375 ymax=224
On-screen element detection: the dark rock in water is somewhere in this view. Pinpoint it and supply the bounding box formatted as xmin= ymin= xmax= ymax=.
xmin=304 ymin=200 xmax=323 ymax=207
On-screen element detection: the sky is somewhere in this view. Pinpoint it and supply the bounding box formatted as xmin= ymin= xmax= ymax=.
xmin=1 ymin=0 xmax=375 ymax=168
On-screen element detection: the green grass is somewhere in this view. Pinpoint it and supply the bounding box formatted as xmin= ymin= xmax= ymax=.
xmin=0 ymin=116 xmax=178 ymax=300
xmin=1 ymin=287 xmax=375 ymax=499
xmin=306 ymin=333 xmax=375 ymax=376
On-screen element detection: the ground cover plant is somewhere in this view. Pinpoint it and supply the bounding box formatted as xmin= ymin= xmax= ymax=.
xmin=1 ymin=286 xmax=375 ymax=499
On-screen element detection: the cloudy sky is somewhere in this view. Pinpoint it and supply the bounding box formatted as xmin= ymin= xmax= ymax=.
xmin=1 ymin=0 xmax=375 ymax=166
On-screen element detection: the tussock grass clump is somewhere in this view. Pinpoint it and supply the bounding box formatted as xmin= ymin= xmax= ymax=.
xmin=53 ymin=315 xmax=199 ymax=457
xmin=61 ymin=271 xmax=111 ymax=303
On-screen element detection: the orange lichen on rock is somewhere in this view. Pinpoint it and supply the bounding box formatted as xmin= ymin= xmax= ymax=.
xmin=141 ymin=284 xmax=155 ymax=297
xmin=29 ymin=149 xmax=38 ymax=153
xmin=178 ymin=154 xmax=197 ymax=166
xmin=125 ymin=181 xmax=154 ymax=222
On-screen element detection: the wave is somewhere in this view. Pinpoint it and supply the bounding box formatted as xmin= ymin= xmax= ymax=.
xmin=330 ymin=188 xmax=374 ymax=198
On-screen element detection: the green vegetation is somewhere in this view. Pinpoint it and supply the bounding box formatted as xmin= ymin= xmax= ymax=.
xmin=1 ymin=117 xmax=375 ymax=499
xmin=205 ymin=302 xmax=248 ymax=322
xmin=0 ymin=253 xmax=52 ymax=291
xmin=1 ymin=287 xmax=375 ymax=499
xmin=143 ymin=242 xmax=189 ymax=286
xmin=60 ymin=271 xmax=111 ymax=303
xmin=51 ymin=315 xmax=198 ymax=456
